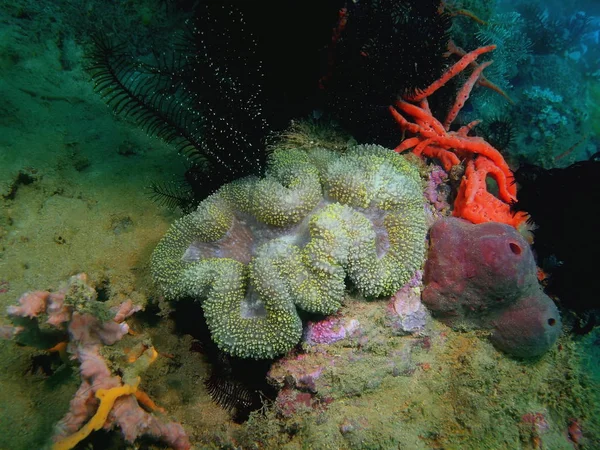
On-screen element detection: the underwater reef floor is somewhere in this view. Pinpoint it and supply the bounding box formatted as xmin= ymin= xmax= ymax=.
xmin=0 ymin=1 xmax=599 ymax=449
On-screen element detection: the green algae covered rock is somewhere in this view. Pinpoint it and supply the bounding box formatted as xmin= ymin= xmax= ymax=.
xmin=151 ymin=145 xmax=427 ymax=358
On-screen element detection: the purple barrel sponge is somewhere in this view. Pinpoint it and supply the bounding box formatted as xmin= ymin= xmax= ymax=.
xmin=489 ymin=294 xmax=561 ymax=358
xmin=422 ymin=217 xmax=561 ymax=357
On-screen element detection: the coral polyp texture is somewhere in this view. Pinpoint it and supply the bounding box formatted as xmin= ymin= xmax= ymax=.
xmin=151 ymin=145 xmax=427 ymax=358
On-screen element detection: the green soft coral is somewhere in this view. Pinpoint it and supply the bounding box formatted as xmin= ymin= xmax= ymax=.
xmin=151 ymin=145 xmax=427 ymax=358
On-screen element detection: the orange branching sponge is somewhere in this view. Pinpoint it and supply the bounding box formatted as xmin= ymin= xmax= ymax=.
xmin=135 ymin=389 xmax=166 ymax=413
xmin=444 ymin=60 xmax=492 ymax=130
xmin=47 ymin=341 xmax=69 ymax=362
xmin=390 ymin=98 xmax=516 ymax=202
xmin=440 ymin=1 xmax=488 ymax=25
xmin=389 ymin=44 xmax=528 ymax=227
xmin=405 ymin=45 xmax=496 ymax=102
xmin=453 ymin=157 xmax=528 ymax=227
xmin=451 ymin=9 xmax=487 ymax=25
xmin=445 ymin=40 xmax=514 ymax=104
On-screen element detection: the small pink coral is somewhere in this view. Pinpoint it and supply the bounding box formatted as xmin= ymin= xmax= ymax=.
xmin=68 ymin=312 xmax=129 ymax=346
xmin=4 ymin=274 xmax=189 ymax=449
xmin=304 ymin=316 xmax=360 ymax=345
xmin=113 ymin=299 xmax=142 ymax=323
xmin=424 ymin=166 xmax=451 ymax=212
xmin=522 ymin=412 xmax=549 ymax=434
xmin=274 ymin=387 xmax=332 ymax=419
xmin=386 ymin=271 xmax=428 ymax=335
xmin=7 ymin=291 xmax=49 ymax=318
xmin=0 ymin=280 xmax=10 ymax=294
xmin=0 ymin=325 xmax=22 ymax=339
xmin=109 ymin=396 xmax=190 ymax=450
xmin=268 ymin=352 xmax=334 ymax=393
xmin=45 ymin=292 xmax=70 ymax=327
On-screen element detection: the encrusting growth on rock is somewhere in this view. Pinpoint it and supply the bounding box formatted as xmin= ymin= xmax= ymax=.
xmin=3 ymin=274 xmax=190 ymax=450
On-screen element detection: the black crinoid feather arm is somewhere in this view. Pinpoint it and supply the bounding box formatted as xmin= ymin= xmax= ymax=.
xmin=148 ymin=180 xmax=195 ymax=213
xmin=204 ymin=373 xmax=254 ymax=413
xmin=87 ymin=2 xmax=272 ymax=198
xmin=88 ymin=34 xmax=208 ymax=163
xmin=478 ymin=115 xmax=515 ymax=154
xmin=202 ymin=354 xmax=275 ymax=422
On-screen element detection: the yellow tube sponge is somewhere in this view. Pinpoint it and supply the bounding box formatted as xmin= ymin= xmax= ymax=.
xmin=52 ymin=377 xmax=140 ymax=450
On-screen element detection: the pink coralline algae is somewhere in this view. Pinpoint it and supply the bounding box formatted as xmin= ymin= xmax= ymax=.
xmin=386 ymin=270 xmax=429 ymax=335
xmin=521 ymin=412 xmax=550 ymax=448
xmin=268 ymin=352 xmax=335 ymax=393
xmin=8 ymin=290 xmax=58 ymax=319
xmin=4 ymin=274 xmax=190 ymax=450
xmin=269 ymin=353 xmax=336 ymax=418
xmin=521 ymin=412 xmax=550 ymax=435
xmin=304 ymin=316 xmax=360 ymax=346
xmin=275 ymin=387 xmax=330 ymax=418
xmin=424 ymin=166 xmax=451 ymax=213
xmin=422 ymin=217 xmax=561 ymax=357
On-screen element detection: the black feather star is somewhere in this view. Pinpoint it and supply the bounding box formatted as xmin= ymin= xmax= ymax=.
xmin=88 ymin=34 xmax=207 ymax=163
xmin=172 ymin=300 xmax=276 ymax=423
xmin=148 ymin=181 xmax=194 ymax=213
xmin=204 ymin=372 xmax=255 ymax=414
xmin=88 ymin=1 xmax=451 ymax=201
xmin=87 ymin=2 xmax=272 ymax=200
xmin=478 ymin=115 xmax=515 ymax=154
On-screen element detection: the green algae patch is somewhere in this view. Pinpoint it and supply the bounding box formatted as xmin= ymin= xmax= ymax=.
xmin=236 ymin=296 xmax=596 ymax=450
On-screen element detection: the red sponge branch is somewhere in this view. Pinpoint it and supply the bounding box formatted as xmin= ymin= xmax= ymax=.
xmin=406 ymin=45 xmax=496 ymax=102
xmin=389 ymin=45 xmax=528 ymax=228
